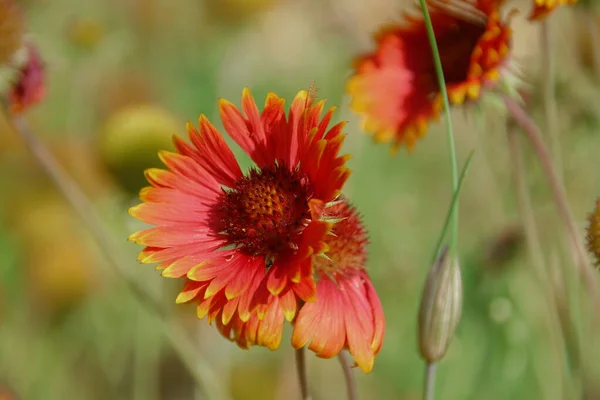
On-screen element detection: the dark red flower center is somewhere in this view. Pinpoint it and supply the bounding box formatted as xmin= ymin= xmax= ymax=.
xmin=436 ymin=22 xmax=484 ymax=84
xmin=411 ymin=19 xmax=485 ymax=91
xmin=214 ymin=164 xmax=312 ymax=258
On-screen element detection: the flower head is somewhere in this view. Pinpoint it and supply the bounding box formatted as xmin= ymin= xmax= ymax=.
xmin=9 ymin=43 xmax=45 ymax=114
xmin=129 ymin=88 xmax=351 ymax=339
xmin=291 ymin=199 xmax=385 ymax=373
xmin=587 ymin=198 xmax=600 ymax=267
xmin=528 ymin=0 xmax=577 ymax=21
xmin=347 ymin=0 xmax=512 ymax=151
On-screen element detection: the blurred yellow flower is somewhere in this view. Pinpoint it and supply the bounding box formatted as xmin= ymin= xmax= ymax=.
xmin=66 ymin=17 xmax=106 ymax=49
xmin=98 ymin=104 xmax=179 ymax=195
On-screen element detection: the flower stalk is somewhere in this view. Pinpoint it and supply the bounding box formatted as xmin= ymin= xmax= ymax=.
xmin=416 ymin=1 xmax=464 ymax=398
xmin=503 ymin=97 xmax=600 ymax=308
xmin=295 ymin=347 xmax=312 ymax=400
xmin=540 ymin=21 xmax=563 ymax=182
xmin=418 ymin=0 xmax=460 ymax=253
xmin=338 ymin=351 xmax=359 ymax=400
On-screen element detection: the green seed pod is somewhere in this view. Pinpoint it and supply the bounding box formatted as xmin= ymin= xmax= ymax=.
xmin=418 ymin=246 xmax=463 ymax=363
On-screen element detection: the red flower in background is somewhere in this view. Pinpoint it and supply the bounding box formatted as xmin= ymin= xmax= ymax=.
xmin=529 ymin=0 xmax=577 ymax=20
xmin=9 ymin=43 xmax=45 ymax=114
xmin=129 ymin=88 xmax=351 ymax=346
xmin=346 ymin=0 xmax=512 ymax=152
xmin=216 ymin=199 xmax=385 ymax=372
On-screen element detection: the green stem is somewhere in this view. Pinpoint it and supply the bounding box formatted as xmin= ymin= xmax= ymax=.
xmin=295 ymin=347 xmax=312 ymax=400
xmin=418 ymin=0 xmax=460 ymax=252
xmin=431 ymin=151 xmax=474 ymax=264
xmin=423 ymin=362 xmax=437 ymax=400
xmin=503 ymin=97 xmax=600 ymax=309
xmin=338 ymin=351 xmax=358 ymax=400
xmin=541 ymin=21 xmax=564 ymax=184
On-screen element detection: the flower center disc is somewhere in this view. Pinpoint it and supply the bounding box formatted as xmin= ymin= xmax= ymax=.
xmin=215 ymin=165 xmax=312 ymax=257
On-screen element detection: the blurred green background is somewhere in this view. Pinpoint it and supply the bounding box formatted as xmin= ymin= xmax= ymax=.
xmin=1 ymin=0 xmax=600 ymax=399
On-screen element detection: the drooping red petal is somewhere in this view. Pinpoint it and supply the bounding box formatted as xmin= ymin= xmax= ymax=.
xmin=292 ymin=273 xmax=384 ymax=373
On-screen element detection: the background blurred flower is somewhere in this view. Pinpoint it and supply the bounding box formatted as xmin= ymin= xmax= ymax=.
xmin=129 ymin=88 xmax=351 ymax=349
xmin=529 ymin=0 xmax=577 ymax=20
xmin=65 ymin=17 xmax=106 ymax=50
xmin=98 ymin=104 xmax=179 ymax=195
xmin=7 ymin=192 xmax=95 ymax=317
xmin=586 ymin=198 xmax=600 ymax=266
xmin=346 ymin=0 xmax=512 ymax=151
xmin=204 ymin=0 xmax=281 ymax=24
xmin=9 ymin=43 xmax=45 ymax=114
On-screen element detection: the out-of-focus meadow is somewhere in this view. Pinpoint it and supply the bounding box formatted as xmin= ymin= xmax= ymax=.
xmin=1 ymin=0 xmax=600 ymax=399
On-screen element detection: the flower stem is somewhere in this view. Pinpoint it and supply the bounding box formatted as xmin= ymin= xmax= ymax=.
xmin=338 ymin=351 xmax=358 ymax=400
xmin=503 ymin=97 xmax=600 ymax=308
xmin=507 ymin=123 xmax=578 ymax=399
xmin=431 ymin=151 xmax=474 ymax=264
xmin=541 ymin=20 xmax=564 ymax=183
xmin=423 ymin=362 xmax=437 ymax=400
xmin=418 ymin=0 xmax=460 ymax=253
xmin=3 ymin=112 xmax=227 ymax=400
xmin=295 ymin=347 xmax=312 ymax=400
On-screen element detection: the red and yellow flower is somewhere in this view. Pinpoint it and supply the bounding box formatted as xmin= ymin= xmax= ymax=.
xmin=346 ymin=0 xmax=512 ymax=151
xmin=529 ymin=0 xmax=577 ymax=21
xmin=130 ymin=89 xmax=378 ymax=349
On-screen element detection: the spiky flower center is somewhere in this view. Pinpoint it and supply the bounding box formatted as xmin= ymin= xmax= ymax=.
xmin=314 ymin=201 xmax=367 ymax=277
xmin=587 ymin=198 xmax=600 ymax=267
xmin=435 ymin=23 xmax=484 ymax=85
xmin=215 ymin=164 xmax=312 ymax=258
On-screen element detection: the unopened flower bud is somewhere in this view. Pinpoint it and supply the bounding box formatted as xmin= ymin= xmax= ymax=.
xmin=586 ymin=198 xmax=600 ymax=267
xmin=418 ymin=246 xmax=463 ymax=363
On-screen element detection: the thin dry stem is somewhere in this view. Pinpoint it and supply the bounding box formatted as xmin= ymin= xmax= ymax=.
xmin=504 ymin=97 xmax=600 ymax=310
xmin=338 ymin=351 xmax=358 ymax=400
xmin=541 ymin=21 xmax=564 ymax=184
xmin=3 ymin=111 xmax=227 ymax=400
xmin=295 ymin=347 xmax=312 ymax=400
xmin=507 ymin=124 xmax=578 ymax=398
